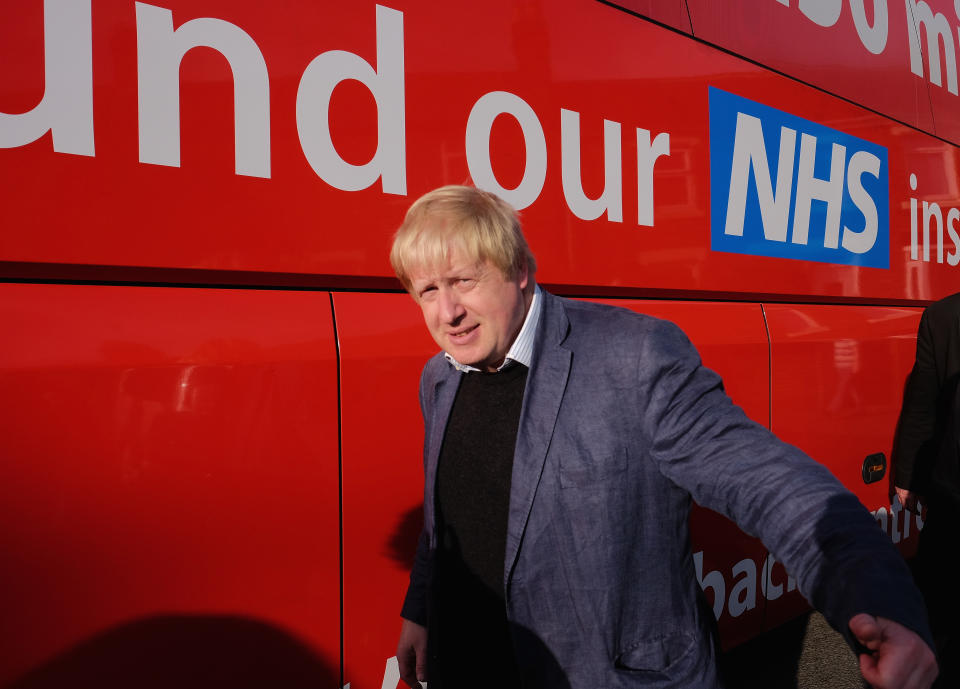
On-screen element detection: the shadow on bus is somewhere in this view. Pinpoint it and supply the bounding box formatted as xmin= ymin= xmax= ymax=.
xmin=6 ymin=614 xmax=339 ymax=689
xmin=386 ymin=503 xmax=424 ymax=571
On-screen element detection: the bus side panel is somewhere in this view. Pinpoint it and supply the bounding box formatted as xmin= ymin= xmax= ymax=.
xmin=685 ymin=0 xmax=937 ymax=138
xmin=3 ymin=0 xmax=959 ymax=304
xmin=762 ymin=303 xmax=924 ymax=632
xmin=0 ymin=284 xmax=340 ymax=687
xmin=906 ymin=0 xmax=960 ymax=144
xmin=928 ymin=68 xmax=960 ymax=145
xmin=335 ymin=292 xmax=436 ymax=689
xmin=604 ymin=1 xmax=693 ymax=33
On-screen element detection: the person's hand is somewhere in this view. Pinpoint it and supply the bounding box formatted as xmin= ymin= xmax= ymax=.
xmin=397 ymin=618 xmax=428 ymax=688
xmin=894 ymin=486 xmax=921 ymax=513
xmin=848 ymin=613 xmax=938 ymax=689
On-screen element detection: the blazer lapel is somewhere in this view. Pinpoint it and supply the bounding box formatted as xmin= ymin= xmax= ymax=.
xmin=423 ymin=362 xmax=461 ymax=543
xmin=504 ymin=291 xmax=571 ymax=584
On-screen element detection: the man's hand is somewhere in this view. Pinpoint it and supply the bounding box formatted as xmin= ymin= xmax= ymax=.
xmin=397 ymin=618 xmax=428 ymax=688
xmin=849 ymin=613 xmax=937 ymax=689
xmin=894 ymin=486 xmax=921 ymax=513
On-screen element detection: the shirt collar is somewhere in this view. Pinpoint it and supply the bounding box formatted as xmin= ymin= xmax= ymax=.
xmin=444 ymin=285 xmax=542 ymax=373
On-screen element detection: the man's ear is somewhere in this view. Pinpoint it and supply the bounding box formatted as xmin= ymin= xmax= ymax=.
xmin=517 ymin=259 xmax=530 ymax=291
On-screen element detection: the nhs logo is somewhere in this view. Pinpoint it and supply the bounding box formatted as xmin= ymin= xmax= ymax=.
xmin=709 ymin=87 xmax=889 ymax=268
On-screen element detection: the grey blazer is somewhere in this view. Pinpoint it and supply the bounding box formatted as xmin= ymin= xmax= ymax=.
xmin=403 ymin=290 xmax=930 ymax=688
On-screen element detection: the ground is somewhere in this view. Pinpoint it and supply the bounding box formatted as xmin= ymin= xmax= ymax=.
xmin=720 ymin=612 xmax=868 ymax=689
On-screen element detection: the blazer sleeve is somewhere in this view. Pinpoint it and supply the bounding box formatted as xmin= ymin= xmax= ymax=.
xmin=639 ymin=319 xmax=934 ymax=652
xmin=400 ymin=527 xmax=431 ymax=625
xmin=894 ymin=307 xmax=939 ymax=492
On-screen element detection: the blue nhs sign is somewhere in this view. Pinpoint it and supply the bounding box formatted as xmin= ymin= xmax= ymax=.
xmin=709 ymin=87 xmax=889 ymax=268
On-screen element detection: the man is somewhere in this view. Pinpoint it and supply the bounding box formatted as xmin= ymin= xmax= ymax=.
xmin=391 ymin=185 xmax=937 ymax=689
xmin=894 ymin=292 xmax=960 ymax=688
xmin=894 ymin=291 xmax=960 ymax=511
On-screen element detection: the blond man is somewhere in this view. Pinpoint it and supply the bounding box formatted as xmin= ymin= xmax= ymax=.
xmin=392 ymin=185 xmax=937 ymax=689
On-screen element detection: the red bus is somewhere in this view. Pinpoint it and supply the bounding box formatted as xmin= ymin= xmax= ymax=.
xmin=2 ymin=1 xmax=958 ymax=687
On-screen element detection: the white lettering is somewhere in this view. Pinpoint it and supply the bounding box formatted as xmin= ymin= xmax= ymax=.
xmin=296 ymin=4 xmax=405 ymax=193
xmin=465 ymin=91 xmax=547 ymax=210
xmin=560 ymin=109 xmax=623 ymax=222
xmin=799 ymin=0 xmax=843 ymax=26
xmin=909 ymin=174 xmax=960 ymax=267
xmin=345 ymin=655 xmax=424 ymax=689
xmin=728 ymin=557 xmax=758 ymax=618
xmin=875 ymin=505 xmax=889 ymax=532
xmin=842 ymin=150 xmax=881 ymax=253
xmin=637 ymin=129 xmax=671 ymax=227
xmin=898 ymin=494 xmax=911 ymax=539
xmin=0 ymin=0 xmax=94 ymax=156
xmin=380 ymin=656 xmax=404 ymax=689
xmin=761 ymin=553 xmax=784 ymax=601
xmin=783 ymin=0 xmax=889 ymax=54
xmin=725 ymin=113 xmax=796 ymax=241
xmin=890 ymin=497 xmax=903 ymax=543
xmin=694 ymin=551 xmax=726 ymax=620
xmin=874 ymin=501 xmax=925 ymax=540
xmin=948 ymin=207 xmax=960 ymax=265
xmin=906 ymin=0 xmax=958 ymax=94
xmin=923 ymin=200 xmax=943 ymax=262
xmin=136 ymin=2 xmax=270 ymax=177
xmin=697 ymin=550 xmax=802 ymax=620
xmin=910 ymin=173 xmax=920 ymax=260
xmin=851 ymin=0 xmax=889 ymax=54
xmin=792 ymin=135 xmax=845 ymax=247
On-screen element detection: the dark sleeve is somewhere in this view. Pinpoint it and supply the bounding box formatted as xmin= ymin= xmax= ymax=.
xmin=400 ymin=527 xmax=431 ymax=625
xmin=640 ymin=320 xmax=934 ymax=652
xmin=932 ymin=383 xmax=960 ymax=505
xmin=894 ymin=307 xmax=939 ymax=492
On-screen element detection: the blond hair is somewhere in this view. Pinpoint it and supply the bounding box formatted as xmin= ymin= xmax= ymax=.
xmin=390 ymin=185 xmax=537 ymax=291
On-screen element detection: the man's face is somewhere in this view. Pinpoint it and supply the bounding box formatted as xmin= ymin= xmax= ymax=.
xmin=408 ymin=249 xmax=529 ymax=372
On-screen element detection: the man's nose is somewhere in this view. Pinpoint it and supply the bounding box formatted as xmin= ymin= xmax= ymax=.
xmin=437 ymin=288 xmax=465 ymax=323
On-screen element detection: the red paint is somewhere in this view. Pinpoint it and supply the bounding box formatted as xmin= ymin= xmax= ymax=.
xmin=0 ymin=284 xmax=340 ymax=686
xmin=763 ymin=303 xmax=924 ymax=630
xmin=686 ymin=0 xmax=937 ymax=136
xmin=1 ymin=1 xmax=951 ymax=686
xmin=606 ymin=0 xmax=693 ymax=33
xmin=1 ymin=0 xmax=957 ymax=301
xmin=335 ymin=293 xmax=432 ymax=689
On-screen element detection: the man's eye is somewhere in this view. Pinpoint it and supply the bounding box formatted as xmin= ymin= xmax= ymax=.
xmin=456 ymin=278 xmax=476 ymax=289
xmin=419 ymin=286 xmax=437 ymax=300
